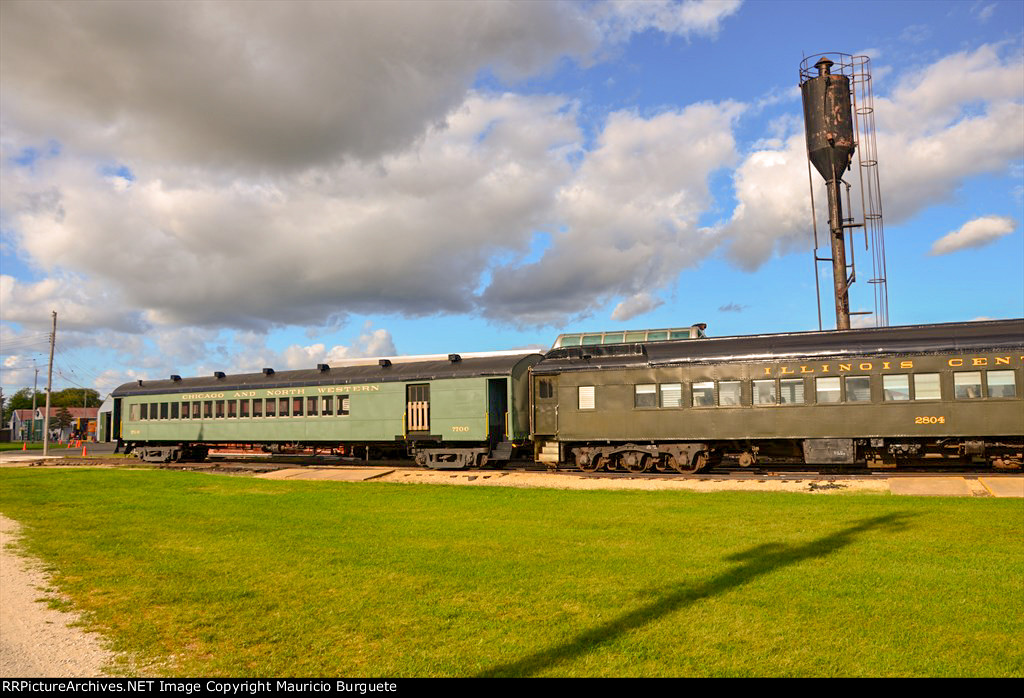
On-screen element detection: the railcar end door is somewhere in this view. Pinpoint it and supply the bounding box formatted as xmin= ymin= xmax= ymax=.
xmin=533 ymin=375 xmax=558 ymax=436
xmin=406 ymin=383 xmax=430 ymax=434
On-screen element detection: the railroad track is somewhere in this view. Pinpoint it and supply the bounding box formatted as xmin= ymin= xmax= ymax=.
xmin=31 ymin=451 xmax=1015 ymax=479
xmin=130 ymin=457 xmax=1013 ymax=479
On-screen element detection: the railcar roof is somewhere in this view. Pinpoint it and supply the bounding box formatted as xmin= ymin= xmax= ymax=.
xmin=112 ymin=352 xmax=541 ymax=397
xmin=532 ymin=319 xmax=1024 ymax=373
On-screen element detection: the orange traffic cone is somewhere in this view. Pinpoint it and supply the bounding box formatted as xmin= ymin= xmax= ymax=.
xmin=82 ymin=444 xmax=87 ymax=457
xmin=22 ymin=441 xmax=27 ymax=451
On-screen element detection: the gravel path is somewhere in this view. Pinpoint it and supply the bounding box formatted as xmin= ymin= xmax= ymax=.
xmin=0 ymin=514 xmax=116 ymax=677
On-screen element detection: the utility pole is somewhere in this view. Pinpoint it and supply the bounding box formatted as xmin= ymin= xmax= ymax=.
xmin=42 ymin=311 xmax=56 ymax=456
xmin=31 ymin=361 xmax=38 ymax=441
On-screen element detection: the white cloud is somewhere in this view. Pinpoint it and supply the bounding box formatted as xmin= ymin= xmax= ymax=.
xmin=602 ymin=0 xmax=743 ymax=40
xmin=720 ymin=133 xmax=813 ymax=269
xmin=482 ymin=100 xmax=745 ymax=325
xmin=0 ymin=275 xmax=146 ymax=333
xmin=2 ymin=92 xmax=580 ymax=331
xmin=929 ymin=215 xmax=1017 ymax=256
xmin=611 ymin=293 xmax=665 ymax=321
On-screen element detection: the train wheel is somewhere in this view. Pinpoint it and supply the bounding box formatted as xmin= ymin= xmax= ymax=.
xmin=623 ymin=453 xmax=651 ymax=474
xmin=578 ymin=454 xmax=601 ymax=473
xmin=668 ymin=452 xmax=706 ymax=474
xmin=691 ymin=452 xmax=708 ymax=473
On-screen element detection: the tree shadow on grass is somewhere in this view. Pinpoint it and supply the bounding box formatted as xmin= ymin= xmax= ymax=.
xmin=477 ymin=512 xmax=912 ymax=677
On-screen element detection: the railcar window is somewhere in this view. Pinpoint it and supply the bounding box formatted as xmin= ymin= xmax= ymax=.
xmin=215 ymin=400 xmax=225 ymax=418
xmin=265 ymin=398 xmax=276 ymax=417
xmin=253 ymin=399 xmax=263 ymax=418
xmin=635 ymin=384 xmax=657 ymax=408
xmin=150 ymin=403 xmax=158 ymax=419
xmin=954 ymin=372 xmax=983 ymax=399
xmin=719 ymin=381 xmax=742 ymax=406
xmin=537 ymin=379 xmax=554 ymax=400
xmin=279 ymin=398 xmax=289 ymax=417
xmin=171 ymin=402 xmax=179 ymax=419
xmin=130 ymin=404 xmax=139 ymax=421
xmin=181 ymin=401 xmax=189 ymax=419
xmin=192 ymin=402 xmax=201 ymax=419
xmin=753 ymin=380 xmax=776 ymax=405
xmin=845 ymin=376 xmax=871 ymax=402
xmin=914 ymin=373 xmax=940 ymax=400
xmin=692 ymin=382 xmax=714 ymax=407
xmin=625 ymin=331 xmax=646 ymax=342
xmin=578 ymin=386 xmax=595 ymax=410
xmin=816 ymin=377 xmax=841 ymax=403
xmin=582 ymin=335 xmax=602 ymax=346
xmin=291 ymin=398 xmax=303 ymax=417
xmin=140 ymin=404 xmax=148 ymax=420
xmin=203 ymin=401 xmax=213 ymax=419
xmin=322 ymin=396 xmax=334 ymax=416
xmin=603 ymin=333 xmax=624 ymax=344
xmin=987 ymin=370 xmax=1017 ymax=398
xmin=240 ymin=400 xmax=250 ymax=418
xmin=647 ymin=331 xmax=668 ymax=341
xmin=340 ymin=397 xmax=350 ymax=415
xmin=883 ymin=375 xmax=910 ymax=401
xmin=779 ymin=379 xmax=805 ymax=404
xmin=307 ymin=397 xmax=318 ymax=416
xmin=660 ymin=383 xmax=682 ymax=408
xmin=228 ymin=400 xmax=237 ymax=418
xmin=159 ymin=403 xmax=168 ymax=419
xmin=560 ymin=335 xmax=582 ymax=346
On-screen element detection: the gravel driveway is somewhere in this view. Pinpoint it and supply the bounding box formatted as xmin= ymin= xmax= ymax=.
xmin=0 ymin=515 xmax=116 ymax=677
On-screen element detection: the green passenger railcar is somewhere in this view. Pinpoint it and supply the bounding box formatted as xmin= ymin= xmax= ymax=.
xmin=531 ymin=319 xmax=1024 ymax=472
xmin=112 ymin=352 xmax=541 ymax=468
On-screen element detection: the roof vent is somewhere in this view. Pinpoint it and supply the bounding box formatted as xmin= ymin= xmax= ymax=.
xmin=317 ymin=363 xmax=330 ymax=372
xmin=214 ymin=371 xmax=226 ymax=379
xmin=262 ymin=368 xmax=275 ymax=376
xmin=137 ymin=379 xmax=144 ymax=386
xmin=170 ymin=375 xmax=181 ymax=382
xmin=448 ymin=353 xmax=461 ymax=363
xmin=378 ymin=359 xmax=392 ymax=368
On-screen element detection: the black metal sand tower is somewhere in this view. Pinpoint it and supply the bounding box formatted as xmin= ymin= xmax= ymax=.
xmin=800 ymin=53 xmax=889 ymax=330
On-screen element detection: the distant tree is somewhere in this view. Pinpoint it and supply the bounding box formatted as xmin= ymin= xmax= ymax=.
xmin=54 ymin=406 xmax=74 ymax=433
xmin=51 ymin=388 xmax=101 ymax=408
xmin=3 ymin=388 xmax=35 ymax=423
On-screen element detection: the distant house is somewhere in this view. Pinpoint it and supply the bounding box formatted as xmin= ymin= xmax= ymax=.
xmin=8 ymin=407 xmax=100 ymax=442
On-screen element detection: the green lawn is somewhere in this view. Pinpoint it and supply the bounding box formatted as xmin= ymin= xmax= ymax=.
xmin=0 ymin=468 xmax=1021 ymax=677
xmin=1 ymin=441 xmax=46 ymax=451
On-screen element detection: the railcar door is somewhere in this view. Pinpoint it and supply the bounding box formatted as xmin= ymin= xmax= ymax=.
xmin=406 ymin=383 xmax=430 ymax=434
xmin=487 ymin=378 xmax=508 ymax=445
xmin=533 ymin=375 xmax=558 ymax=436
xmin=112 ymin=398 xmax=122 ymax=441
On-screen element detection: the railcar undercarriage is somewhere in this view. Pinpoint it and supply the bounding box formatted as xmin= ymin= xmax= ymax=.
xmin=556 ymin=437 xmax=1022 ymax=473
xmin=123 ymin=439 xmax=523 ymax=469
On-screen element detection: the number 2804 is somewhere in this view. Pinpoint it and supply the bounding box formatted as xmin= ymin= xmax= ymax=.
xmin=915 ymin=416 xmax=946 ymax=424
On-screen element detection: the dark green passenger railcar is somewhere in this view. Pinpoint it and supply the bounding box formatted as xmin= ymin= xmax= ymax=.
xmin=112 ymin=352 xmax=540 ymax=468
xmin=531 ymin=319 xmax=1023 ymax=472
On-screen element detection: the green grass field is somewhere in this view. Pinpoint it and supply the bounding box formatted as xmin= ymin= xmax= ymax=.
xmin=1 ymin=441 xmax=46 ymax=451
xmin=0 ymin=468 xmax=1021 ymax=677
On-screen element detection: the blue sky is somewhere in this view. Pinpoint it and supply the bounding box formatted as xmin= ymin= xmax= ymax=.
xmin=1 ymin=0 xmax=1022 ymax=399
